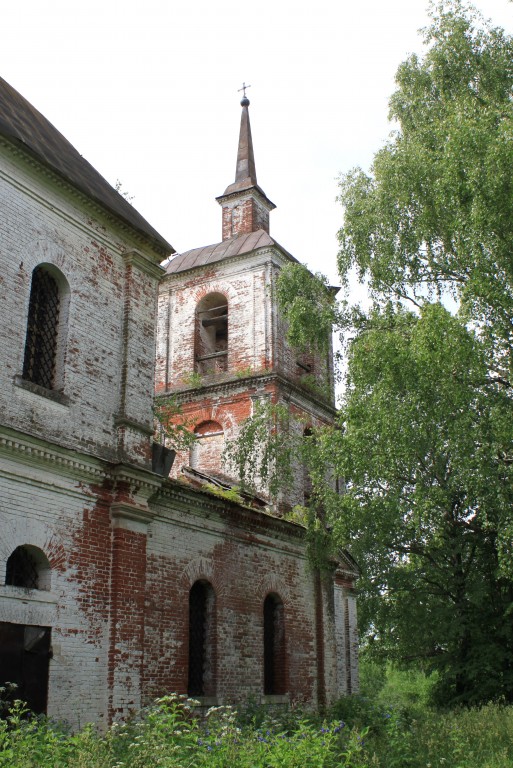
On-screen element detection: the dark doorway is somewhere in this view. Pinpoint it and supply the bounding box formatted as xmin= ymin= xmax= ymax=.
xmin=0 ymin=622 xmax=51 ymax=714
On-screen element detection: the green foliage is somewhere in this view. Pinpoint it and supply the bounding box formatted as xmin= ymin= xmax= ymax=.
xmin=153 ymin=394 xmax=196 ymax=452
xmin=182 ymin=371 xmax=203 ymax=389
xmin=204 ymin=484 xmax=245 ymax=505
xmin=223 ymin=399 xmax=299 ymax=500
xmin=326 ymin=1 xmax=513 ymax=708
xmin=338 ymin=0 xmax=513 ymax=372
xmin=223 ymin=401 xmax=337 ymax=572
xmin=276 ymin=263 xmax=341 ymax=356
xmin=234 ymin=366 xmax=254 ymax=379
xmin=331 ymin=303 xmax=513 ymax=705
xmin=331 ymin=665 xmax=513 ymax=767
xmin=0 ymin=695 xmax=369 ymax=768
xmin=3 ymin=688 xmax=513 ymax=768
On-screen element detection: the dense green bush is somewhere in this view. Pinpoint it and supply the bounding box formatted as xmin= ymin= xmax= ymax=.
xmin=0 ymin=695 xmax=367 ymax=768
xmin=333 ymin=663 xmax=513 ymax=767
xmin=2 ymin=675 xmax=513 ymax=768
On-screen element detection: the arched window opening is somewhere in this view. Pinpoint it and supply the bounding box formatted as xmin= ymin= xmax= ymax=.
xmin=23 ymin=264 xmax=69 ymax=391
xmin=5 ymin=545 xmax=51 ymax=591
xmin=195 ymin=293 xmax=228 ymax=375
xmin=188 ymin=580 xmax=216 ymax=697
xmin=264 ymin=593 xmax=286 ymax=695
xmin=303 ymin=427 xmax=314 ymax=506
xmin=190 ymin=421 xmax=224 ymax=474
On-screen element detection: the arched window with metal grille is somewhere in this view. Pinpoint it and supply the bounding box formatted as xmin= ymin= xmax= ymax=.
xmin=187 ymin=580 xmax=216 ymax=697
xmin=263 ymin=593 xmax=286 ymax=695
xmin=22 ymin=264 xmax=69 ymax=391
xmin=5 ymin=545 xmax=51 ymax=591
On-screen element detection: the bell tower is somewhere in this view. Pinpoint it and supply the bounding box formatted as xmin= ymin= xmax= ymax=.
xmin=155 ymin=93 xmax=337 ymax=510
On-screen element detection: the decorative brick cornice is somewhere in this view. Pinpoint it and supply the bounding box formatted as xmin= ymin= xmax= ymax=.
xmin=216 ymin=186 xmax=275 ymax=212
xmin=156 ymin=478 xmax=307 ymax=544
xmin=114 ymin=413 xmax=154 ymax=437
xmin=110 ymin=502 xmax=157 ymax=526
xmin=0 ymin=425 xmax=106 ymax=481
xmin=122 ymin=249 xmax=165 ymax=280
xmin=157 ymin=371 xmax=336 ymax=420
xmin=109 ymin=464 xmax=162 ymax=498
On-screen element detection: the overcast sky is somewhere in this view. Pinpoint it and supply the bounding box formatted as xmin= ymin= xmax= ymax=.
xmin=2 ymin=1 xmax=511 ymax=294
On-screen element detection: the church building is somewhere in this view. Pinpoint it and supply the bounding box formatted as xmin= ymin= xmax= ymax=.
xmin=0 ymin=76 xmax=358 ymax=728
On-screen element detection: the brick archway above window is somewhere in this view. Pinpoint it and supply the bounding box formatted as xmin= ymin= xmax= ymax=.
xmin=190 ymin=421 xmax=225 ymax=474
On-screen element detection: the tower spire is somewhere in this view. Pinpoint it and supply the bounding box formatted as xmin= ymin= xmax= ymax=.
xmin=233 ymin=87 xmax=257 ymax=188
xmin=216 ymin=88 xmax=276 ymax=241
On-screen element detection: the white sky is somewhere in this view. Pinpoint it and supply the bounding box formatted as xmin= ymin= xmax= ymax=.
xmin=2 ymin=1 xmax=512 ymax=294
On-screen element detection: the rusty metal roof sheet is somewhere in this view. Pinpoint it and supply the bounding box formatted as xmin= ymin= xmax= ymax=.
xmin=165 ymin=229 xmax=297 ymax=274
xmin=0 ymin=77 xmax=173 ymax=257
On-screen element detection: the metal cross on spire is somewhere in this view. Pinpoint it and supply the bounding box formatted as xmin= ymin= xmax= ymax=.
xmin=238 ymin=82 xmax=251 ymax=99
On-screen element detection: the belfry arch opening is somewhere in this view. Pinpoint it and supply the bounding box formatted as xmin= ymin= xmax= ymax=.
xmin=195 ymin=293 xmax=228 ymax=374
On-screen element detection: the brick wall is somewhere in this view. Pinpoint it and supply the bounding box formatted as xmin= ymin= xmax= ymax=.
xmin=156 ymin=248 xmax=337 ymax=504
xmin=220 ymin=194 xmax=271 ymax=240
xmin=0 ymin=131 xmax=357 ymax=731
xmin=144 ymin=487 xmax=325 ymax=706
xmin=0 ymin=142 xmax=161 ymax=469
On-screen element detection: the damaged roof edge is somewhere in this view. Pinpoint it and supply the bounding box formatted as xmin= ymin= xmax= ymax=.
xmin=0 ymin=76 xmax=174 ymax=258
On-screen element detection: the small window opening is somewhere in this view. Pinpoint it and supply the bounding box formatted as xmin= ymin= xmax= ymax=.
xmin=188 ymin=580 xmax=215 ymax=696
xmin=5 ymin=546 xmax=51 ymax=591
xmin=195 ymin=293 xmax=228 ymax=375
xmin=303 ymin=428 xmax=314 ymax=506
xmin=264 ymin=593 xmax=286 ymax=695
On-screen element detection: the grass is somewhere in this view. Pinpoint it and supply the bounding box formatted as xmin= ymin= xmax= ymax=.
xmin=1 ymin=669 xmax=513 ymax=767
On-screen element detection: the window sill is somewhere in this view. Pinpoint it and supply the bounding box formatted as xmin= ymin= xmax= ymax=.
xmin=261 ymin=694 xmax=289 ymax=705
xmin=0 ymin=585 xmax=57 ymax=604
xmin=14 ymin=375 xmax=70 ymax=406
xmin=189 ymin=696 xmax=219 ymax=707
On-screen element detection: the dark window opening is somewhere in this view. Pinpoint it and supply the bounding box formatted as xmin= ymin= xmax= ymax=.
xmin=6 ymin=547 xmax=39 ymax=589
xmin=23 ymin=266 xmax=61 ymax=389
xmin=195 ymin=294 xmax=228 ymax=375
xmin=303 ymin=428 xmax=314 ymax=506
xmin=264 ymin=594 xmax=286 ymax=695
xmin=5 ymin=546 xmax=51 ymax=591
xmin=0 ymin=622 xmax=51 ymax=715
xmin=188 ymin=580 xmax=215 ymax=696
